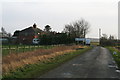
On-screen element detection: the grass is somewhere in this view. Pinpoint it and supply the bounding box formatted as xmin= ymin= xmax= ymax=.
xmin=106 ymin=47 xmax=120 ymax=68
xmin=2 ymin=45 xmax=55 ymax=56
xmin=2 ymin=45 xmax=81 ymax=74
xmin=0 ymin=76 xmax=1 ymax=78
xmin=2 ymin=45 xmax=82 ymax=74
xmin=2 ymin=46 xmax=92 ymax=78
xmin=91 ymin=42 xmax=99 ymax=46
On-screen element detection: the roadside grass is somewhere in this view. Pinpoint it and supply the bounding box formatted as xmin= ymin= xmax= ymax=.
xmin=0 ymin=75 xmax=2 ymax=80
xmin=3 ymin=45 xmax=80 ymax=74
xmin=2 ymin=46 xmax=92 ymax=78
xmin=106 ymin=47 xmax=120 ymax=68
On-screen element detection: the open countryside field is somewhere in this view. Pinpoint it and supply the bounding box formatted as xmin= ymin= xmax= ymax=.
xmin=2 ymin=45 xmax=56 ymax=56
xmin=2 ymin=45 xmax=91 ymax=78
xmin=90 ymin=42 xmax=99 ymax=46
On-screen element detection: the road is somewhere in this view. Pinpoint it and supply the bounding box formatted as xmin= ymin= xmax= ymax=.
xmin=39 ymin=46 xmax=120 ymax=78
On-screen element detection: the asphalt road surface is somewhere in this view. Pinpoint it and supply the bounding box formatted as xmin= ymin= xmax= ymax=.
xmin=39 ymin=46 xmax=120 ymax=78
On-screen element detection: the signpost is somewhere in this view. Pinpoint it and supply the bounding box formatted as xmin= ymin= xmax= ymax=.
xmin=75 ymin=38 xmax=90 ymax=45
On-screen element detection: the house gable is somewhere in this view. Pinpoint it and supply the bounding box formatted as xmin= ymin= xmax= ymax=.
xmin=13 ymin=23 xmax=44 ymax=44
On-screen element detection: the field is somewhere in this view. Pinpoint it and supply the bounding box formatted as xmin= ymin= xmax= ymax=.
xmin=2 ymin=45 xmax=92 ymax=78
xmin=2 ymin=45 xmax=55 ymax=56
xmin=90 ymin=42 xmax=99 ymax=46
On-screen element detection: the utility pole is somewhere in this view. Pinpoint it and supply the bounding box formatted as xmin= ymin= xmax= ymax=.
xmin=99 ymin=28 xmax=101 ymax=39
xmin=99 ymin=28 xmax=101 ymax=45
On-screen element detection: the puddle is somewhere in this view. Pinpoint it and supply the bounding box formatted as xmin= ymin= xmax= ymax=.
xmin=108 ymin=65 xmax=116 ymax=68
xmin=73 ymin=64 xmax=82 ymax=66
xmin=62 ymin=72 xmax=72 ymax=78
xmin=108 ymin=64 xmax=116 ymax=68
xmin=112 ymin=61 xmax=116 ymax=64
xmin=92 ymin=50 xmax=96 ymax=52
xmin=116 ymin=70 xmax=120 ymax=73
xmin=115 ymin=66 xmax=118 ymax=69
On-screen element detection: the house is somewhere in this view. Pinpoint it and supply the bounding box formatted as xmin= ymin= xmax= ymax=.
xmin=0 ymin=30 xmax=10 ymax=44
xmin=13 ymin=23 xmax=45 ymax=44
xmin=0 ymin=34 xmax=9 ymax=44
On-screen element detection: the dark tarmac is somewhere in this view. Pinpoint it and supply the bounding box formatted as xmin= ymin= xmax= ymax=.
xmin=39 ymin=46 xmax=120 ymax=78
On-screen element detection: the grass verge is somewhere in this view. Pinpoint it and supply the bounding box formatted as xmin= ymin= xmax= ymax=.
xmin=2 ymin=46 xmax=92 ymax=79
xmin=106 ymin=47 xmax=120 ymax=68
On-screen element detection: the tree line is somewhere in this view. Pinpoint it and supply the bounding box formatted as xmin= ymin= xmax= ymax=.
xmin=1 ymin=18 xmax=90 ymax=45
xmin=39 ymin=18 xmax=90 ymax=45
xmin=100 ymin=34 xmax=120 ymax=46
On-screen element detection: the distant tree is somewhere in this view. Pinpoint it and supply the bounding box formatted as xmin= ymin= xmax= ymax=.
xmin=100 ymin=34 xmax=116 ymax=46
xmin=63 ymin=18 xmax=90 ymax=38
xmin=8 ymin=33 xmax=12 ymax=37
xmin=1 ymin=27 xmax=12 ymax=37
xmin=44 ymin=25 xmax=51 ymax=32
xmin=63 ymin=24 xmax=75 ymax=37
xmin=1 ymin=27 xmax=7 ymax=34
xmin=109 ymin=35 xmax=114 ymax=40
xmin=102 ymin=34 xmax=108 ymax=39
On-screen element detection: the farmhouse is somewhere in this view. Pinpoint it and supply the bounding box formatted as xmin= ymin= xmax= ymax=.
xmin=13 ymin=23 xmax=45 ymax=44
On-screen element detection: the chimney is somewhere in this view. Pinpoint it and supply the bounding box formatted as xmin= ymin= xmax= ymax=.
xmin=33 ymin=23 xmax=37 ymax=28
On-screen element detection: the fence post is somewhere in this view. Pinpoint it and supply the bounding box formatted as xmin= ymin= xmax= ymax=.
xmin=16 ymin=45 xmax=18 ymax=53
xmin=9 ymin=44 xmax=11 ymax=54
xmin=29 ymin=45 xmax=31 ymax=51
xmin=34 ymin=45 xmax=36 ymax=51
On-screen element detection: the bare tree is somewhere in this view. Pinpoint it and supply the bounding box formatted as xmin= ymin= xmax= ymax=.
xmin=1 ymin=27 xmax=7 ymax=34
xmin=63 ymin=18 xmax=90 ymax=38
xmin=109 ymin=35 xmax=114 ymax=40
xmin=1 ymin=27 xmax=12 ymax=37
xmin=63 ymin=24 xmax=75 ymax=36
xmin=102 ymin=34 xmax=108 ymax=39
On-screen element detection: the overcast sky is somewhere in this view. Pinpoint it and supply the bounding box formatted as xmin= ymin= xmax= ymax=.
xmin=0 ymin=0 xmax=119 ymax=38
